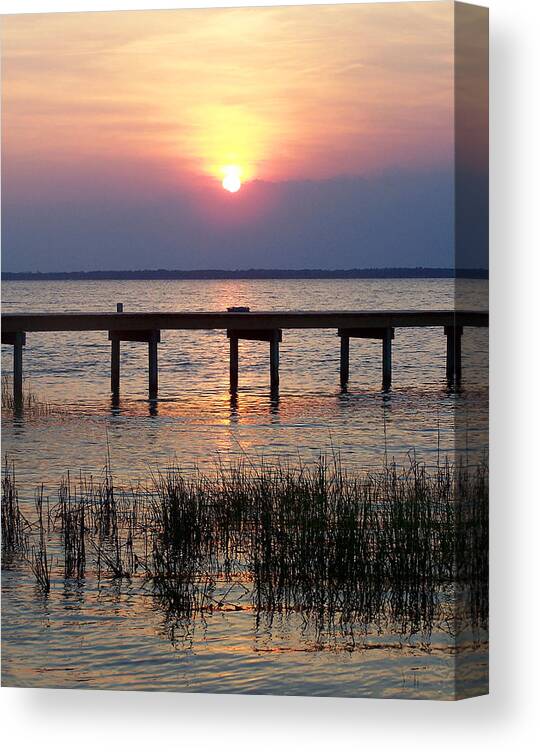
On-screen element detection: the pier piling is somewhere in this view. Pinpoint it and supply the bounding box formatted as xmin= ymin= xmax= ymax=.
xmin=270 ymin=332 xmax=280 ymax=393
xmin=338 ymin=327 xmax=394 ymax=390
xmin=227 ymin=329 xmax=282 ymax=393
xmin=148 ymin=331 xmax=159 ymax=400
xmin=109 ymin=329 xmax=161 ymax=402
xmin=382 ymin=328 xmax=393 ymax=391
xmin=445 ymin=325 xmax=463 ymax=384
xmin=1 ymin=330 xmax=26 ymax=406
xmin=13 ymin=332 xmax=25 ymax=406
xmin=229 ymin=335 xmax=239 ymax=392
xmin=111 ymin=337 xmax=120 ymax=401
xmin=340 ymin=335 xmax=350 ymax=387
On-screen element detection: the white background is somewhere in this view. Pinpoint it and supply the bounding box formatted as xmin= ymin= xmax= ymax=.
xmin=1 ymin=0 xmax=539 ymax=749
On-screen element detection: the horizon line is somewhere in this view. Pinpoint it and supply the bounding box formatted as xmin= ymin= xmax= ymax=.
xmin=2 ymin=267 xmax=489 ymax=281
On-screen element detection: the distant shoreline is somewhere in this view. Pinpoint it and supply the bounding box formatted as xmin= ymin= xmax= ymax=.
xmin=2 ymin=268 xmax=488 ymax=281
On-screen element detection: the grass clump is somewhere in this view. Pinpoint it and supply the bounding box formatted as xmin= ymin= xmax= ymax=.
xmin=1 ymin=375 xmax=56 ymax=417
xmin=150 ymin=457 xmax=487 ymax=637
xmin=29 ymin=486 xmax=52 ymax=593
xmin=1 ymin=460 xmax=30 ymax=563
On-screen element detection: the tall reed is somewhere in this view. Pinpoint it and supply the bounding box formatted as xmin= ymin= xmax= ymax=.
xmin=1 ymin=459 xmax=29 ymax=561
xmin=29 ymin=486 xmax=52 ymax=593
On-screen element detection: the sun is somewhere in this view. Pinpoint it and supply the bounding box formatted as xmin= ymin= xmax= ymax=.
xmin=221 ymin=165 xmax=242 ymax=193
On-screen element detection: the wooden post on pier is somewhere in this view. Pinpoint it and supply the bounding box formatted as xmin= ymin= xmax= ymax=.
xmin=229 ymin=334 xmax=239 ymax=392
xmin=270 ymin=331 xmax=280 ymax=393
xmin=338 ymin=327 xmax=394 ymax=391
xmin=109 ymin=329 xmax=161 ymax=402
xmin=111 ymin=337 xmax=120 ymax=402
xmin=382 ymin=327 xmax=393 ymax=391
xmin=148 ymin=330 xmax=159 ymax=400
xmin=1 ymin=330 xmax=26 ymax=407
xmin=445 ymin=325 xmax=463 ymax=384
xmin=227 ymin=329 xmax=282 ymax=393
xmin=340 ymin=334 xmax=350 ymax=387
xmin=13 ymin=331 xmax=25 ymax=406
xmin=111 ymin=304 xmax=123 ymax=402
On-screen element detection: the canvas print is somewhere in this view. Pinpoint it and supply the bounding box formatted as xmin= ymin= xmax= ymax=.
xmin=1 ymin=2 xmax=488 ymax=699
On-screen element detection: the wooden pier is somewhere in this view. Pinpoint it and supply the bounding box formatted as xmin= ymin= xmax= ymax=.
xmin=1 ymin=309 xmax=488 ymax=405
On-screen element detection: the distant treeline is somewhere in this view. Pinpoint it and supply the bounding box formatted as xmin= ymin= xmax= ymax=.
xmin=2 ymin=268 xmax=488 ymax=281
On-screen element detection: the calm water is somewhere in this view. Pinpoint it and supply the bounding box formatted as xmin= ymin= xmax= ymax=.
xmin=1 ymin=279 xmax=488 ymax=697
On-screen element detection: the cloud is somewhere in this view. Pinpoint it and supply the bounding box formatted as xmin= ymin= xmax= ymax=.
xmin=2 ymin=2 xmax=454 ymax=181
xmin=2 ymin=168 xmax=456 ymax=272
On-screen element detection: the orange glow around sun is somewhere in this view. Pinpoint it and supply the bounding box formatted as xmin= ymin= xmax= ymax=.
xmin=1 ymin=4 xmax=457 ymax=198
xmin=221 ymin=165 xmax=242 ymax=192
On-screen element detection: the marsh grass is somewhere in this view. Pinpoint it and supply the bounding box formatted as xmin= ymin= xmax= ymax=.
xmin=1 ymin=460 xmax=30 ymax=563
xmin=1 ymin=375 xmax=57 ymax=417
xmin=57 ymin=475 xmax=86 ymax=579
xmin=29 ymin=486 xmax=52 ymax=592
xmin=149 ymin=456 xmax=488 ymax=638
xmin=1 ymin=455 xmax=488 ymax=641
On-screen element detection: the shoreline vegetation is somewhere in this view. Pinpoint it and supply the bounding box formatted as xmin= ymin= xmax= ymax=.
xmin=2 ymin=453 xmax=488 ymax=644
xmin=2 ymin=267 xmax=489 ymax=281
xmin=1 ymin=376 xmax=57 ymax=417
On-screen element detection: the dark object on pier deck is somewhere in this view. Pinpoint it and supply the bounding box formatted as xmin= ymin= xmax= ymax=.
xmin=1 ymin=308 xmax=488 ymax=405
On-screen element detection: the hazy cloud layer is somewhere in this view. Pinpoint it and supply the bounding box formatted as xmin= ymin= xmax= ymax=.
xmin=3 ymin=168 xmax=457 ymax=271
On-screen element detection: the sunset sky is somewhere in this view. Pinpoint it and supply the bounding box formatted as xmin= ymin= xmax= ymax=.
xmin=1 ymin=2 xmax=484 ymax=272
